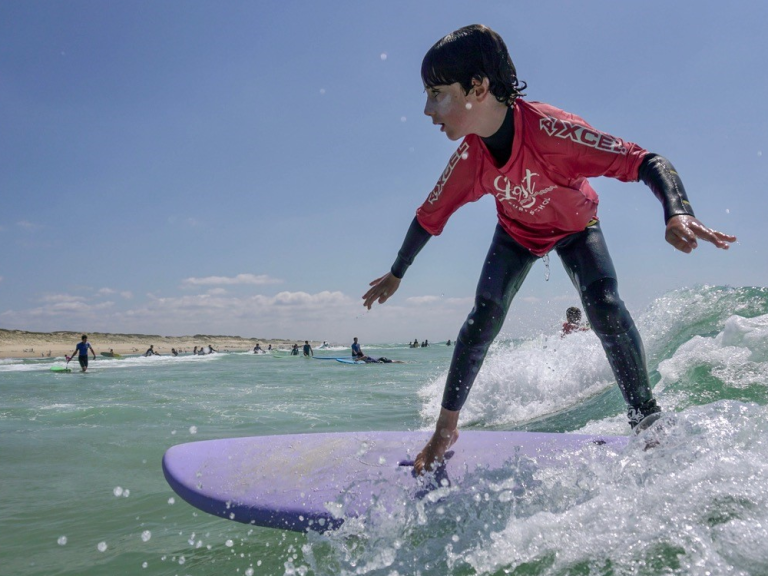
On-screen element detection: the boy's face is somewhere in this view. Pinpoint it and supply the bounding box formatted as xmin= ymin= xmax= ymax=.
xmin=423 ymin=82 xmax=475 ymax=141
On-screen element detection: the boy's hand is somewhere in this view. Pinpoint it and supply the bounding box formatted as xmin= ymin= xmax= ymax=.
xmin=362 ymin=272 xmax=401 ymax=309
xmin=414 ymin=407 xmax=460 ymax=475
xmin=665 ymin=215 xmax=736 ymax=253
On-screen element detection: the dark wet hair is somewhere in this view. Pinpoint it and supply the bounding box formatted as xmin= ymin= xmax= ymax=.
xmin=421 ymin=24 xmax=526 ymax=107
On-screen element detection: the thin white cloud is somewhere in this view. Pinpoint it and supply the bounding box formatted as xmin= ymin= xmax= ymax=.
xmin=405 ymin=295 xmax=471 ymax=306
xmin=120 ymin=291 xmax=133 ymax=299
xmin=182 ymin=273 xmax=282 ymax=287
xmin=17 ymin=220 xmax=42 ymax=231
xmin=39 ymin=294 xmax=86 ymax=304
xmin=97 ymin=288 xmax=116 ymax=296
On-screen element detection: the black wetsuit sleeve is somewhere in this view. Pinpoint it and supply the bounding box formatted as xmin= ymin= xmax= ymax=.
xmin=638 ymin=153 xmax=695 ymax=223
xmin=390 ymin=217 xmax=433 ymax=279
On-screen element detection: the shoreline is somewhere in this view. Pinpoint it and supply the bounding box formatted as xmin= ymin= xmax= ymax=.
xmin=0 ymin=328 xmax=318 ymax=359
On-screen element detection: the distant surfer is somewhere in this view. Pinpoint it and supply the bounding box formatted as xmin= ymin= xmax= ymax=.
xmin=253 ymin=343 xmax=263 ymax=354
xmin=362 ymin=25 xmax=736 ymax=475
xmin=302 ymin=341 xmax=313 ymax=357
xmin=561 ymin=307 xmax=589 ymax=337
xmin=351 ymin=337 xmax=367 ymax=360
xmin=68 ymin=334 xmax=96 ymax=372
xmin=290 ymin=344 xmax=299 ymax=356
xmin=144 ymin=345 xmax=159 ymax=357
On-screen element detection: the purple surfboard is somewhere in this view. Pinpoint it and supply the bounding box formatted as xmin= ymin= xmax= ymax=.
xmin=162 ymin=431 xmax=628 ymax=532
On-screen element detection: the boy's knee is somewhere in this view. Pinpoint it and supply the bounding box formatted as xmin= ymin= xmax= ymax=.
xmin=458 ymin=295 xmax=505 ymax=346
xmin=582 ymin=278 xmax=633 ymax=335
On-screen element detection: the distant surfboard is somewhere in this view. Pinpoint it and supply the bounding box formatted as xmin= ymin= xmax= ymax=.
xmin=50 ymin=366 xmax=71 ymax=373
xmin=162 ymin=430 xmax=628 ymax=533
xmin=100 ymin=352 xmax=122 ymax=358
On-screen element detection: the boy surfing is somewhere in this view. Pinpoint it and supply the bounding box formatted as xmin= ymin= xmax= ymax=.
xmin=362 ymin=25 xmax=736 ymax=475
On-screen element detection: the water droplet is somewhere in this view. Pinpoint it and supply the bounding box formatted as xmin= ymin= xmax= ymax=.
xmin=246 ymin=568 xmax=254 ymax=576
xmin=400 ymin=116 xmax=407 ymax=122
xmin=465 ymin=102 xmax=472 ymax=110
xmin=226 ymin=539 xmax=234 ymax=547
xmin=142 ymin=561 xmax=148 ymax=568
xmin=167 ymin=497 xmax=175 ymax=505
xmin=57 ymin=536 xmax=67 ymax=546
xmin=380 ymin=53 xmax=387 ymax=61
xmin=189 ymin=426 xmax=197 ymax=435
xmin=97 ymin=541 xmax=108 ymax=552
xmin=113 ymin=487 xmax=123 ymax=497
xmin=141 ymin=530 xmax=151 ymax=542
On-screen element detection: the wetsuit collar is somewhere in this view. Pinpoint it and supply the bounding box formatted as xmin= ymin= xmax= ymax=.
xmin=481 ymin=105 xmax=515 ymax=167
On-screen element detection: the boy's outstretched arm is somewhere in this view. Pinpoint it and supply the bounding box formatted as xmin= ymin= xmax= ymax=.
xmin=639 ymin=154 xmax=737 ymax=253
xmin=362 ymin=217 xmax=433 ymax=309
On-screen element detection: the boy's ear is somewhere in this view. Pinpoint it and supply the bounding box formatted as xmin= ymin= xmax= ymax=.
xmin=470 ymin=76 xmax=492 ymax=102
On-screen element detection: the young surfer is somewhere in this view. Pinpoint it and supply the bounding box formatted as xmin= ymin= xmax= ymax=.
xmin=561 ymin=306 xmax=588 ymax=337
xmin=68 ymin=334 xmax=96 ymax=372
xmin=362 ymin=24 xmax=736 ymax=475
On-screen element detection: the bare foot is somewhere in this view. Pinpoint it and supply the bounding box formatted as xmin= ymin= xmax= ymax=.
xmin=414 ymin=428 xmax=459 ymax=475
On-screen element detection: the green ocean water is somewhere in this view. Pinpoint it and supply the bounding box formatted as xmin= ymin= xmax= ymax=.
xmin=1 ymin=285 xmax=768 ymax=576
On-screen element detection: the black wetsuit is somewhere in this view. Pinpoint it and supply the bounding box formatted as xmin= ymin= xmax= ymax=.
xmin=391 ymin=107 xmax=693 ymax=427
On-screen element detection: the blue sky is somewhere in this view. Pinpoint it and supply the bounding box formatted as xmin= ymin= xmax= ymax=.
xmin=1 ymin=1 xmax=766 ymax=344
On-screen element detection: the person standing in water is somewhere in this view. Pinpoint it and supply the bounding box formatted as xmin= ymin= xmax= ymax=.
xmin=362 ymin=24 xmax=736 ymax=475
xmin=68 ymin=334 xmax=96 ymax=372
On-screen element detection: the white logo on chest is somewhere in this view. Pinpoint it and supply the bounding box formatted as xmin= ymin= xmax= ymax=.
xmin=493 ymin=169 xmax=556 ymax=213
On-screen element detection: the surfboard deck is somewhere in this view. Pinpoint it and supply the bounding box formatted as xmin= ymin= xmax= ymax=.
xmin=50 ymin=366 xmax=72 ymax=373
xmin=100 ymin=352 xmax=122 ymax=358
xmin=162 ymin=430 xmax=628 ymax=533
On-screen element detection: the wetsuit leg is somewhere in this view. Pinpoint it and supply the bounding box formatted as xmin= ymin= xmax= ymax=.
xmin=555 ymin=224 xmax=660 ymax=427
xmin=441 ymin=225 xmax=537 ymax=411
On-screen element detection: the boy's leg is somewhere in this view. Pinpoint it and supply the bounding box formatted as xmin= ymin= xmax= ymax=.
xmin=555 ymin=224 xmax=660 ymax=428
xmin=441 ymin=225 xmax=537 ymax=411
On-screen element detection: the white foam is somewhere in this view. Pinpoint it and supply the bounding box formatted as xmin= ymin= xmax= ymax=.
xmin=419 ymin=331 xmax=613 ymax=428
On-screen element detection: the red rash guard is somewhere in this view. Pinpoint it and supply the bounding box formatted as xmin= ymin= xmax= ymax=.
xmin=415 ymin=99 xmax=648 ymax=256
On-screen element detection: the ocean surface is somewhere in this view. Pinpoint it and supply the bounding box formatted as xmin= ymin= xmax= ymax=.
xmin=2 ymin=285 xmax=768 ymax=576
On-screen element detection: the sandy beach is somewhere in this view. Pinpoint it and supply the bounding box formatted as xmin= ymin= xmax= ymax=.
xmin=0 ymin=328 xmax=317 ymax=359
